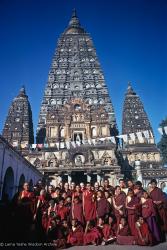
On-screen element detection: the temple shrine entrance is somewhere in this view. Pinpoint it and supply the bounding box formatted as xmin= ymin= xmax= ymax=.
xmin=72 ymin=171 xmax=87 ymax=184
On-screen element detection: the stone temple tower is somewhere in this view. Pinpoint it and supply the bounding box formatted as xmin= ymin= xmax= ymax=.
xmin=37 ymin=9 xmax=117 ymax=143
xmin=25 ymin=9 xmax=121 ymax=186
xmin=2 ymin=86 xmax=34 ymax=148
xmin=122 ymin=83 xmax=166 ymax=186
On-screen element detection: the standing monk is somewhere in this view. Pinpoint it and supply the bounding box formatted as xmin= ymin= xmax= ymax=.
xmin=149 ymin=179 xmax=167 ymax=234
xmin=126 ymin=189 xmax=140 ymax=236
xmin=83 ymin=183 xmax=96 ymax=222
xmin=112 ymin=186 xmax=126 ymax=227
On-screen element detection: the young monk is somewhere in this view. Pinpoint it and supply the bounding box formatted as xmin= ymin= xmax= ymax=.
xmin=72 ymin=196 xmax=84 ymax=225
xmin=112 ymin=186 xmax=126 ymax=227
xmin=83 ymin=183 xmax=96 ymax=222
xmin=84 ymin=220 xmax=102 ymax=246
xmin=96 ymin=190 xmax=110 ymax=218
xmin=117 ymin=217 xmax=135 ymax=245
xmin=102 ymin=216 xmax=117 ymax=245
xmin=141 ymin=190 xmax=161 ymax=243
xmin=126 ymin=189 xmax=140 ymax=236
xmin=135 ymin=216 xmax=153 ymax=246
xmin=149 ymin=179 xmax=167 ymax=234
xmin=67 ymin=219 xmax=84 ymax=246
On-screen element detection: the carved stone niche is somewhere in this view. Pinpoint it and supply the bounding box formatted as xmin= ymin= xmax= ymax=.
xmin=33 ymin=158 xmax=41 ymax=168
xmin=47 ymin=153 xmax=58 ymax=168
xmin=101 ymin=151 xmax=113 ymax=166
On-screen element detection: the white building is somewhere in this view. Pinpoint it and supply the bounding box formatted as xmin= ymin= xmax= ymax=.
xmin=0 ymin=135 xmax=43 ymax=200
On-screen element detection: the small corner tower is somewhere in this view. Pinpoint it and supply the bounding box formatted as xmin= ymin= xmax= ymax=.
xmin=2 ymin=86 xmax=34 ymax=148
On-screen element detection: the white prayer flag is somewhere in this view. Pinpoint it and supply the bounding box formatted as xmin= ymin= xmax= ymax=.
xmin=88 ymin=139 xmax=92 ymax=145
xmin=116 ymin=134 xmax=128 ymax=143
xmin=92 ymin=139 xmax=96 ymax=145
xmin=56 ymin=142 xmax=60 ymax=150
xmin=110 ymin=136 xmax=116 ymax=144
xmin=129 ymin=133 xmax=136 ymax=141
xmin=76 ymin=141 xmax=81 ymax=146
xmin=143 ymin=130 xmax=150 ymax=139
xmin=158 ymin=127 xmax=163 ymax=135
xmin=164 ymin=126 xmax=167 ymax=135
xmin=71 ymin=141 xmax=76 ymax=148
xmin=122 ymin=134 xmax=128 ymax=143
xmin=66 ymin=141 xmax=70 ymax=149
xmin=99 ymin=138 xmax=105 ymax=142
xmin=136 ymin=132 xmax=144 ymax=143
xmin=149 ymin=130 xmax=154 ymax=138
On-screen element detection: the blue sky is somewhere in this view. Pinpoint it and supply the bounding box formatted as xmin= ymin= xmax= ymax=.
xmin=0 ymin=0 xmax=166 ymax=142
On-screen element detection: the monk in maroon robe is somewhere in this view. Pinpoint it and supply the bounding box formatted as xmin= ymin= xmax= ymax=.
xmin=112 ymin=186 xmax=126 ymax=227
xmin=149 ymin=179 xmax=167 ymax=234
xmin=67 ymin=219 xmax=84 ymax=246
xmin=116 ymin=217 xmax=135 ymax=245
xmin=83 ymin=183 xmax=96 ymax=222
xmin=96 ymin=190 xmax=110 ymax=218
xmin=126 ymin=190 xmax=140 ymax=235
xmin=135 ymin=217 xmax=153 ymax=246
xmin=141 ymin=191 xmax=161 ymax=243
xmin=56 ymin=198 xmax=69 ymax=220
xmin=72 ymin=196 xmax=84 ymax=225
xmin=84 ymin=220 xmax=102 ymax=245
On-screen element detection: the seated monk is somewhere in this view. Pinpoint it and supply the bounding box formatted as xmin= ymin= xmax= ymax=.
xmin=102 ymin=216 xmax=117 ymax=245
xmin=135 ymin=216 xmax=153 ymax=246
xmin=67 ymin=219 xmax=84 ymax=246
xmin=84 ymin=220 xmax=102 ymax=246
xmin=117 ymin=217 xmax=136 ymax=245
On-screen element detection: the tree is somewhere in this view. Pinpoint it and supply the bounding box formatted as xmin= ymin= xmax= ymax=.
xmin=157 ymin=117 xmax=167 ymax=164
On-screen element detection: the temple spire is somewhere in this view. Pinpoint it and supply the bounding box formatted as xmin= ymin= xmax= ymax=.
xmin=68 ymin=8 xmax=81 ymax=29
xmin=18 ymin=85 xmax=26 ymax=97
xmin=127 ymin=81 xmax=136 ymax=95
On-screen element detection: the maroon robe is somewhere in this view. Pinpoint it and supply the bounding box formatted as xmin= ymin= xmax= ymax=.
xmin=116 ymin=224 xmax=135 ymax=245
xmin=126 ymin=196 xmax=140 ymax=235
xmin=135 ymin=222 xmax=153 ymax=246
xmin=102 ymin=224 xmax=116 ymax=240
xmin=83 ymin=190 xmax=96 ymax=221
xmin=96 ymin=197 xmax=110 ymax=218
xmin=113 ymin=192 xmax=126 ymax=226
xmin=56 ymin=205 xmax=69 ymax=220
xmin=84 ymin=227 xmax=102 ymax=245
xmin=150 ymin=187 xmax=167 ymax=232
xmin=72 ymin=202 xmax=84 ymax=225
xmin=67 ymin=225 xmax=84 ymax=246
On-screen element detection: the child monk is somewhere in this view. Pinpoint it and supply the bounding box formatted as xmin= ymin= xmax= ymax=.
xmin=67 ymin=219 xmax=84 ymax=246
xmin=55 ymin=198 xmax=69 ymax=220
xmin=84 ymin=220 xmax=102 ymax=245
xmin=102 ymin=216 xmax=117 ymax=245
xmin=96 ymin=190 xmax=110 ymax=218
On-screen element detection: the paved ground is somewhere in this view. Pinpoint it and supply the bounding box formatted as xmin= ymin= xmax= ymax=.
xmin=69 ymin=242 xmax=167 ymax=250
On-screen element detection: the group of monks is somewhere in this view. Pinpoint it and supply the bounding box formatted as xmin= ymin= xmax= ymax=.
xmin=7 ymin=178 xmax=167 ymax=247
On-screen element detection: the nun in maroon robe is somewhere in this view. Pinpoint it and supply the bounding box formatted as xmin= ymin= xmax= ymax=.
xmin=149 ymin=179 xmax=167 ymax=233
xmin=126 ymin=190 xmax=140 ymax=236
xmin=72 ymin=196 xmax=84 ymax=225
xmin=83 ymin=183 xmax=96 ymax=222
xmin=112 ymin=186 xmax=126 ymax=227
xmin=141 ymin=191 xmax=161 ymax=243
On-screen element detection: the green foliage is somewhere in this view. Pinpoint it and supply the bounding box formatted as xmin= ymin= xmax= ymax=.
xmin=157 ymin=117 xmax=167 ymax=164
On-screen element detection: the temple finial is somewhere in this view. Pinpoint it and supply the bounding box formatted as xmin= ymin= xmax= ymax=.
xmin=72 ymin=8 xmax=77 ymax=18
xmin=19 ymin=85 xmax=26 ymax=96
xmin=127 ymin=81 xmax=136 ymax=95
